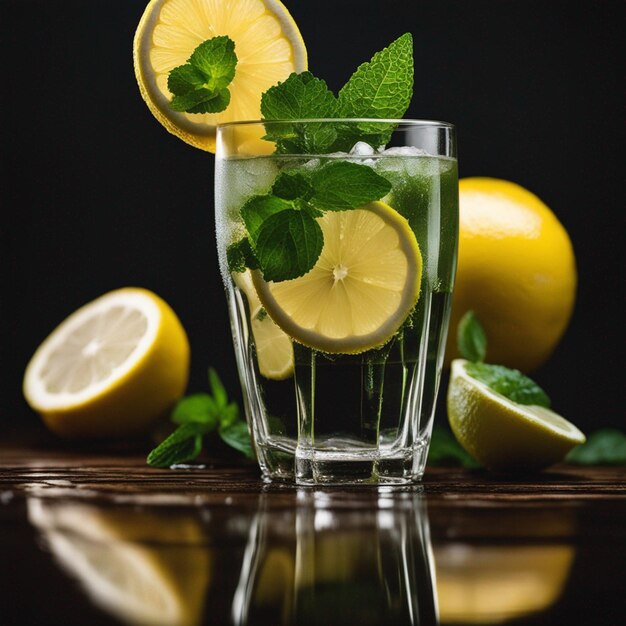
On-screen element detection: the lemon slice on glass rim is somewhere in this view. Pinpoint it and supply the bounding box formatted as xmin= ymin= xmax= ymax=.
xmin=252 ymin=201 xmax=423 ymax=355
xmin=133 ymin=0 xmax=307 ymax=152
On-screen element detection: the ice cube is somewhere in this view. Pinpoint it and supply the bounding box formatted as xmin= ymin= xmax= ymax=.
xmin=377 ymin=146 xmax=429 ymax=156
xmin=349 ymin=141 xmax=376 ymax=156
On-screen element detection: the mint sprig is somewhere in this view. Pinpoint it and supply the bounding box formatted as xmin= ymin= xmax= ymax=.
xmin=147 ymin=368 xmax=254 ymax=468
xmin=566 ymin=429 xmax=626 ymax=465
xmin=260 ymin=34 xmax=414 ymax=153
xmin=167 ymin=36 xmax=237 ymax=114
xmin=227 ymin=162 xmax=391 ymax=281
xmin=457 ymin=311 xmax=550 ymax=408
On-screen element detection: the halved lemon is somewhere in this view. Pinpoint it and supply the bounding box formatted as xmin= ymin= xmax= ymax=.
xmin=233 ymin=270 xmax=294 ymax=380
xmin=23 ymin=288 xmax=190 ymax=438
xmin=447 ymin=359 xmax=586 ymax=470
xmin=133 ymin=0 xmax=308 ymax=152
xmin=252 ymin=201 xmax=423 ymax=354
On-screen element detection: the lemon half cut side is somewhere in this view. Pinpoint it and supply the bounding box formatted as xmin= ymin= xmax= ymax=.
xmin=133 ymin=0 xmax=308 ymax=152
xmin=447 ymin=359 xmax=586 ymax=471
xmin=252 ymin=201 xmax=423 ymax=354
xmin=23 ymin=288 xmax=190 ymax=438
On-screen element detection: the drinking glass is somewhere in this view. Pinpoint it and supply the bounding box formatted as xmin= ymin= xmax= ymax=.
xmin=215 ymin=119 xmax=458 ymax=485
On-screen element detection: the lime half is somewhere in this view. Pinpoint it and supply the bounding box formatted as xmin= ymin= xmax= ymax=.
xmin=447 ymin=359 xmax=585 ymax=470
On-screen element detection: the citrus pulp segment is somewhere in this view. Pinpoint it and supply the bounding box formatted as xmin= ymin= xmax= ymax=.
xmin=233 ymin=270 xmax=294 ymax=380
xmin=23 ymin=288 xmax=189 ymax=438
xmin=252 ymin=201 xmax=423 ymax=354
xmin=447 ymin=359 xmax=586 ymax=470
xmin=133 ymin=0 xmax=308 ymax=151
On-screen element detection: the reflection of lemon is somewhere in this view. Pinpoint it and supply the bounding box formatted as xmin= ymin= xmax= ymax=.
xmin=253 ymin=201 xmax=423 ymax=354
xmin=435 ymin=543 xmax=574 ymax=624
xmin=23 ymin=288 xmax=189 ymax=438
xmin=234 ymin=270 xmax=294 ymax=380
xmin=448 ymin=359 xmax=586 ymax=470
xmin=445 ymin=178 xmax=577 ymax=372
xmin=133 ymin=0 xmax=307 ymax=152
xmin=28 ymin=499 xmax=210 ymax=626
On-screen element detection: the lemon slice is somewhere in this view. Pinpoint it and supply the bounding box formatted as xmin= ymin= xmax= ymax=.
xmin=252 ymin=201 xmax=423 ymax=354
xmin=23 ymin=288 xmax=189 ymax=438
xmin=234 ymin=271 xmax=294 ymax=379
xmin=447 ymin=359 xmax=586 ymax=470
xmin=133 ymin=0 xmax=307 ymax=152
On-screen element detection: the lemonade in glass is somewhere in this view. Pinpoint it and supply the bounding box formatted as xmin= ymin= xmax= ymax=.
xmin=216 ymin=119 xmax=458 ymax=484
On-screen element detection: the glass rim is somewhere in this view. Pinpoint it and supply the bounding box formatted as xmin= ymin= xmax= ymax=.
xmin=217 ymin=118 xmax=455 ymax=130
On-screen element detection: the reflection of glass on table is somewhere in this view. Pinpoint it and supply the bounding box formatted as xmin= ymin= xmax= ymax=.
xmin=232 ymin=490 xmax=437 ymax=625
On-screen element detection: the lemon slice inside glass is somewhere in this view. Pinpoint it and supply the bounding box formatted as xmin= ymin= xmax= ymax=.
xmin=133 ymin=0 xmax=307 ymax=152
xmin=233 ymin=270 xmax=294 ymax=380
xmin=252 ymin=201 xmax=423 ymax=354
xmin=447 ymin=359 xmax=586 ymax=470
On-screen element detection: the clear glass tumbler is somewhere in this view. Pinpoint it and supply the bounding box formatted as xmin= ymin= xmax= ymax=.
xmin=215 ymin=119 xmax=458 ymax=485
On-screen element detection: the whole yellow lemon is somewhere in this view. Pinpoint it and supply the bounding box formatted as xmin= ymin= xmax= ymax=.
xmin=445 ymin=178 xmax=576 ymax=372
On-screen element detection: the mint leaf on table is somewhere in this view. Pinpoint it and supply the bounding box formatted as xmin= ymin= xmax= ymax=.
xmin=260 ymin=72 xmax=339 ymax=153
xmin=465 ymin=362 xmax=551 ymax=408
xmin=171 ymin=393 xmax=219 ymax=426
xmin=255 ymin=209 xmax=323 ymax=281
xmin=427 ymin=426 xmax=481 ymax=468
xmin=219 ymin=421 xmax=255 ymax=459
xmin=566 ymin=429 xmax=626 ymax=465
xmin=457 ymin=310 xmax=487 ymax=362
xmin=310 ymin=161 xmax=392 ymax=211
xmin=147 ymin=422 xmax=206 ymax=468
xmin=147 ymin=367 xmax=254 ymax=467
xmin=167 ymin=35 xmax=237 ymax=114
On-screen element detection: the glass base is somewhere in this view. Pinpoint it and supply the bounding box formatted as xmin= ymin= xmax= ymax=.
xmin=258 ymin=437 xmax=430 ymax=486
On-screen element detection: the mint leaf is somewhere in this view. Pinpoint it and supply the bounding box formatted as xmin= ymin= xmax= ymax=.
xmin=427 ymin=426 xmax=481 ymax=468
xmin=465 ymin=362 xmax=551 ymax=407
xmin=256 ymin=209 xmax=323 ymax=281
xmin=167 ymin=35 xmax=237 ymax=114
xmin=219 ymin=420 xmax=255 ymax=459
xmin=241 ymin=195 xmax=293 ymax=240
xmin=147 ymin=422 xmax=204 ymax=468
xmin=261 ymin=72 xmax=338 ymax=153
xmin=171 ymin=393 xmax=219 ymax=426
xmin=272 ymin=171 xmax=313 ymax=200
xmin=457 ymin=310 xmax=487 ymax=362
xmin=208 ymin=367 xmax=228 ymax=407
xmin=566 ymin=429 xmax=626 ymax=465
xmin=310 ymin=161 xmax=391 ymax=211
xmin=338 ymin=33 xmax=413 ymax=119
xmin=189 ymin=36 xmax=237 ymax=92
xmin=227 ymin=238 xmax=259 ymax=273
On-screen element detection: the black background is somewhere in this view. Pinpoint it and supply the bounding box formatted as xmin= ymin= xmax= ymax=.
xmin=1 ymin=1 xmax=623 ymax=435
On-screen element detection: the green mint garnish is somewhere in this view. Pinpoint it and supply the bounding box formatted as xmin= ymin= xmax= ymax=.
xmin=167 ymin=36 xmax=237 ymax=114
xmin=255 ymin=209 xmax=323 ymax=281
xmin=427 ymin=426 xmax=481 ymax=468
xmin=457 ymin=311 xmax=551 ymax=408
xmin=219 ymin=420 xmax=255 ymax=459
xmin=566 ymin=429 xmax=626 ymax=466
xmin=465 ymin=362 xmax=551 ymax=408
xmin=457 ymin=310 xmax=487 ymax=362
xmin=260 ymin=33 xmax=414 ymax=153
xmin=310 ymin=161 xmax=392 ymax=211
xmin=147 ymin=367 xmax=253 ymax=468
xmin=227 ymin=161 xmax=392 ymax=281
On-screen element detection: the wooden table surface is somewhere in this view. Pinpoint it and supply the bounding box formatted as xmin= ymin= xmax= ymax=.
xmin=1 ymin=438 xmax=624 ymax=626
